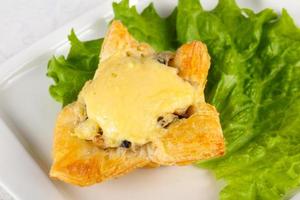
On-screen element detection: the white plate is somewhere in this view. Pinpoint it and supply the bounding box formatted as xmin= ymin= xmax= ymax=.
xmin=0 ymin=0 xmax=299 ymax=200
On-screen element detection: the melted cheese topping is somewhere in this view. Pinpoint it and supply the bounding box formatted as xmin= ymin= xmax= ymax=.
xmin=81 ymin=54 xmax=196 ymax=147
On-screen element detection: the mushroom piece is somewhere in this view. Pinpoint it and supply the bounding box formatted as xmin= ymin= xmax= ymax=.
xmin=154 ymin=52 xmax=175 ymax=66
xmin=157 ymin=113 xmax=179 ymax=128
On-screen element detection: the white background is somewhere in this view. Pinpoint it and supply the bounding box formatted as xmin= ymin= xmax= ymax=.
xmin=0 ymin=0 xmax=103 ymax=66
xmin=0 ymin=1 xmax=103 ymax=199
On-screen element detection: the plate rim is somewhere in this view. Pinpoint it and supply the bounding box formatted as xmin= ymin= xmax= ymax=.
xmin=0 ymin=1 xmax=113 ymax=199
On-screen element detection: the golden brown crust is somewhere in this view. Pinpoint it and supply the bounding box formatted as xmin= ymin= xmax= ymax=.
xmin=50 ymin=20 xmax=225 ymax=186
xmin=150 ymin=103 xmax=224 ymax=165
xmin=173 ymin=41 xmax=211 ymax=90
xmin=50 ymin=102 xmax=149 ymax=186
xmin=100 ymin=20 xmax=155 ymax=62
xmin=143 ymin=162 xmax=160 ymax=169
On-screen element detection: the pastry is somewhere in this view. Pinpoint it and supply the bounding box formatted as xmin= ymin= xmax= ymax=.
xmin=49 ymin=20 xmax=225 ymax=186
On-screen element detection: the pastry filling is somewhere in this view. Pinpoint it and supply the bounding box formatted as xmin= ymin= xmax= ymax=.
xmin=76 ymin=53 xmax=197 ymax=147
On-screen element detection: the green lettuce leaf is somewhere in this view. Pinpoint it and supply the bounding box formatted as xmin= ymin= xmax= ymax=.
xmin=47 ymin=30 xmax=102 ymax=106
xmin=177 ymin=0 xmax=277 ymax=154
xmin=46 ymin=0 xmax=300 ymax=199
xmin=176 ymin=0 xmax=300 ymax=199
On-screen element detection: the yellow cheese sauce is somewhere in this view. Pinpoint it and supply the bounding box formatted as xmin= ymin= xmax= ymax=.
xmin=81 ymin=54 xmax=196 ymax=147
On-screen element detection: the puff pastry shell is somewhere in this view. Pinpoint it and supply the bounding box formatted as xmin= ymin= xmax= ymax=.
xmin=49 ymin=20 xmax=225 ymax=186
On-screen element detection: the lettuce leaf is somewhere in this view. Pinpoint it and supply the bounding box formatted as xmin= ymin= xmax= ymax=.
xmin=177 ymin=0 xmax=278 ymax=154
xmin=176 ymin=0 xmax=300 ymax=199
xmin=46 ymin=0 xmax=300 ymax=199
xmin=47 ymin=30 xmax=102 ymax=106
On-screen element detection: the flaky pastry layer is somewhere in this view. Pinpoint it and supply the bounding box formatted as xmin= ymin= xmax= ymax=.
xmin=49 ymin=20 xmax=225 ymax=186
